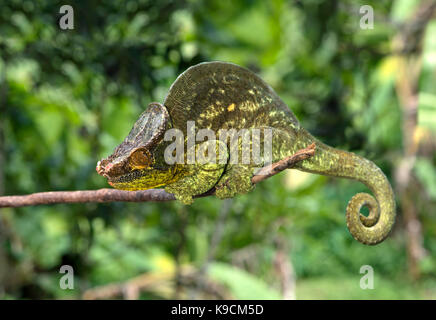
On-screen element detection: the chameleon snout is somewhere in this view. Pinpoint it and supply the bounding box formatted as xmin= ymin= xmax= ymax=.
xmin=96 ymin=159 xmax=118 ymax=179
xmin=96 ymin=158 xmax=133 ymax=183
xmin=96 ymin=160 xmax=109 ymax=178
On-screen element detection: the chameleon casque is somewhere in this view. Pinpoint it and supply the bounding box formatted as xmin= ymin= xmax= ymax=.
xmin=96 ymin=61 xmax=396 ymax=245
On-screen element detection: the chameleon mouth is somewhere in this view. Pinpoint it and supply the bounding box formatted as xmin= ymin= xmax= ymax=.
xmin=97 ymin=156 xmax=184 ymax=190
xmin=108 ymin=166 xmax=184 ymax=191
xmin=106 ymin=168 xmax=151 ymax=184
xmin=105 ymin=165 xmax=183 ymax=188
xmin=96 ymin=159 xmax=144 ymax=182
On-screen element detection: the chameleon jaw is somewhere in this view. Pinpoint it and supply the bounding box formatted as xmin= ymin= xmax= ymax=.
xmin=101 ymin=164 xmax=185 ymax=191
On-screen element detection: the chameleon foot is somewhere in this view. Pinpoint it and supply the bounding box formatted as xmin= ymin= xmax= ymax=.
xmin=165 ymin=140 xmax=228 ymax=204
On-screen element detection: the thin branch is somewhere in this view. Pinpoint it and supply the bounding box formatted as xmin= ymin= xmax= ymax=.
xmin=251 ymin=143 xmax=315 ymax=184
xmin=0 ymin=143 xmax=316 ymax=208
xmin=82 ymin=266 xmax=230 ymax=300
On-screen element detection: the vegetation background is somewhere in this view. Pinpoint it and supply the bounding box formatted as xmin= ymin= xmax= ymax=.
xmin=1 ymin=0 xmax=436 ymax=299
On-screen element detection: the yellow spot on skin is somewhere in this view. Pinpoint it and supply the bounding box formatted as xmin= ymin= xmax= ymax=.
xmin=227 ymin=103 xmax=235 ymax=112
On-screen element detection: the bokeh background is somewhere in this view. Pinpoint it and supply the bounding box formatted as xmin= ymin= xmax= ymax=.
xmin=1 ymin=0 xmax=436 ymax=299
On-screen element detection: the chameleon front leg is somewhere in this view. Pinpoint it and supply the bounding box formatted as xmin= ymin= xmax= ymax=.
xmin=215 ymin=164 xmax=255 ymax=199
xmin=164 ymin=140 xmax=229 ymax=204
xmin=214 ymin=128 xmax=259 ymax=199
xmin=215 ymin=127 xmax=296 ymax=199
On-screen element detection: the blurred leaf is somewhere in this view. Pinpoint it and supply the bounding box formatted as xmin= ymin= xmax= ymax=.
xmin=208 ymin=262 xmax=282 ymax=299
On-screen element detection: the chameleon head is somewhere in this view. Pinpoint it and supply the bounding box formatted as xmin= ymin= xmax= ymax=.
xmin=96 ymin=103 xmax=183 ymax=190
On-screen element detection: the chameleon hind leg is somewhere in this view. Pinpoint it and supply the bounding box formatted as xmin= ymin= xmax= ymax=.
xmin=165 ymin=140 xmax=229 ymax=205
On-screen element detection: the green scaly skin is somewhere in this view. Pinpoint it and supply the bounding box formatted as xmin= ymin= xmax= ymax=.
xmin=96 ymin=61 xmax=396 ymax=245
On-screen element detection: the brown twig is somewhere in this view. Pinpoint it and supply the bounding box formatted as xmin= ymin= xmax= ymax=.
xmin=82 ymin=266 xmax=231 ymax=300
xmin=0 ymin=144 xmax=316 ymax=208
xmin=251 ymin=143 xmax=316 ymax=184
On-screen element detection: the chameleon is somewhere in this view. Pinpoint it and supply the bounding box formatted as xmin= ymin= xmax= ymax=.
xmin=96 ymin=61 xmax=396 ymax=245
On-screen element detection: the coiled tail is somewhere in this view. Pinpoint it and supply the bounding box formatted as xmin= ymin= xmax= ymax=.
xmin=295 ymin=128 xmax=396 ymax=245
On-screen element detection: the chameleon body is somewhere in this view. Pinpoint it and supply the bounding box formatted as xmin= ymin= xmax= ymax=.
xmin=97 ymin=61 xmax=396 ymax=245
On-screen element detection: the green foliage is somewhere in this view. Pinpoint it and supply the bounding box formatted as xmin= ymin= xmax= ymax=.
xmin=0 ymin=0 xmax=435 ymax=299
xmin=296 ymin=276 xmax=436 ymax=300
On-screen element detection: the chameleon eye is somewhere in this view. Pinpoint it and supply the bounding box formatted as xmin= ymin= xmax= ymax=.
xmin=129 ymin=147 xmax=152 ymax=170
